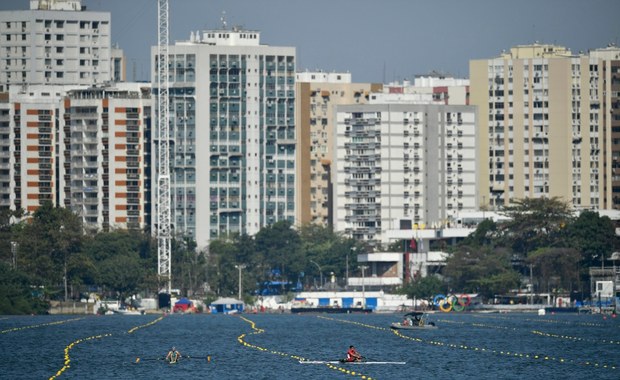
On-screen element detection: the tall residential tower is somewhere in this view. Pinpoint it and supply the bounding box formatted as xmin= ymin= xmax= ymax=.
xmin=295 ymin=71 xmax=381 ymax=226
xmin=152 ymin=27 xmax=296 ymax=248
xmin=470 ymin=44 xmax=620 ymax=210
xmin=334 ymin=104 xmax=477 ymax=247
xmin=0 ymin=0 xmax=112 ymax=92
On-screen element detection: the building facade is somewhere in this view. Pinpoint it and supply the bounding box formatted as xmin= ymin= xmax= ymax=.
xmin=61 ymin=84 xmax=151 ymax=231
xmin=0 ymin=93 xmax=10 ymax=208
xmin=0 ymin=0 xmax=111 ymax=92
xmin=295 ymin=71 xmax=381 ymax=226
xmin=470 ymin=43 xmax=620 ymax=210
xmin=333 ymin=104 xmax=477 ymax=247
xmin=9 ymin=85 xmax=74 ymax=213
xmin=373 ymin=75 xmax=469 ymax=105
xmin=152 ymin=28 xmax=296 ymax=248
xmin=7 ymin=83 xmax=151 ymax=231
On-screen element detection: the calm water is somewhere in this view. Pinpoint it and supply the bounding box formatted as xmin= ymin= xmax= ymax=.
xmin=0 ymin=312 xmax=618 ymax=379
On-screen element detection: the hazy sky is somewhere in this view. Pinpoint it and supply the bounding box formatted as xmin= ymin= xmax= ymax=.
xmin=3 ymin=0 xmax=620 ymax=83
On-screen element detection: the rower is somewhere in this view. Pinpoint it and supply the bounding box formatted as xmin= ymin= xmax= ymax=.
xmin=166 ymin=347 xmax=181 ymax=363
xmin=346 ymin=345 xmax=362 ymax=362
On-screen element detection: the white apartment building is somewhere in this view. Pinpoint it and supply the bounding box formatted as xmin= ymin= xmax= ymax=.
xmin=333 ymin=104 xmax=477 ymax=248
xmin=61 ymin=83 xmax=151 ymax=231
xmin=152 ymin=27 xmax=296 ymax=248
xmin=295 ymin=71 xmax=381 ymax=225
xmin=7 ymin=83 xmax=151 ymax=231
xmin=0 ymin=94 xmax=10 ymax=208
xmin=9 ymin=85 xmax=82 ymax=213
xmin=0 ymin=0 xmax=111 ymax=92
xmin=470 ymin=44 xmax=620 ymax=210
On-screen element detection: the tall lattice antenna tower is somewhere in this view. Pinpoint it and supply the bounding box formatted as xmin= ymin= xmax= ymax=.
xmin=156 ymin=0 xmax=171 ymax=294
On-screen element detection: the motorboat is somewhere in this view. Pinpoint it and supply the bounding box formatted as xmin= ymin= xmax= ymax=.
xmin=390 ymin=311 xmax=437 ymax=330
xmin=113 ymin=307 xmax=145 ymax=315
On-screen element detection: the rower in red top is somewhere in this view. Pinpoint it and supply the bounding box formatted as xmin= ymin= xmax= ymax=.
xmin=346 ymin=345 xmax=362 ymax=362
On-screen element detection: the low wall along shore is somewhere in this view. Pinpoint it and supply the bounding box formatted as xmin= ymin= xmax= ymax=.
xmin=48 ymin=301 xmax=94 ymax=315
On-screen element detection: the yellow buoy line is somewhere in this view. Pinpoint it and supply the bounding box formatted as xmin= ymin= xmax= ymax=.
xmin=318 ymin=315 xmax=618 ymax=371
xmin=48 ymin=315 xmax=166 ymax=379
xmin=1 ymin=317 xmax=84 ymax=334
xmin=127 ymin=315 xmax=165 ymax=334
xmin=434 ymin=318 xmax=517 ymax=331
xmin=530 ymin=329 xmax=620 ymax=345
xmin=237 ymin=316 xmax=376 ymax=379
xmin=472 ymin=314 xmax=608 ymax=328
xmin=49 ymin=332 xmax=113 ymax=380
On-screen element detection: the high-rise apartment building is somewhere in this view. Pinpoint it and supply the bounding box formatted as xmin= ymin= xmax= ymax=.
xmin=152 ymin=28 xmax=296 ymax=248
xmin=8 ymin=83 xmax=151 ymax=231
xmin=334 ymin=104 xmax=477 ymax=247
xmin=9 ymin=85 xmax=77 ymax=213
xmin=590 ymin=45 xmax=620 ymax=210
xmin=0 ymin=93 xmax=10 ymax=208
xmin=61 ymin=84 xmax=151 ymax=231
xmin=470 ymin=43 xmax=620 ymax=210
xmin=295 ymin=71 xmax=381 ymax=226
xmin=0 ymin=0 xmax=111 ymax=92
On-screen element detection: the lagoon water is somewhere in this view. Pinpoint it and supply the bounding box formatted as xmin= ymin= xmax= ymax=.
xmin=0 ymin=312 xmax=618 ymax=379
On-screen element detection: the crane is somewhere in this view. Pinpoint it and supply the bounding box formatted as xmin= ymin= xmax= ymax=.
xmin=156 ymin=0 xmax=172 ymax=296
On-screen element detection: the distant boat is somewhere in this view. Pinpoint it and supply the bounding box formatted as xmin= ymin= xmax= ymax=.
xmin=390 ymin=311 xmax=437 ymax=330
xmin=300 ymin=360 xmax=405 ymax=365
xmin=113 ymin=308 xmax=145 ymax=315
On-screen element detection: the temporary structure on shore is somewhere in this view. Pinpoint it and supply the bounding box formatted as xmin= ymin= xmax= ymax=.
xmin=209 ymin=298 xmax=244 ymax=314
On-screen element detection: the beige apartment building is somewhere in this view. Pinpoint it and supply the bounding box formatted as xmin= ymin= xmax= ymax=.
xmin=470 ymin=43 xmax=620 ymax=210
xmin=295 ymin=71 xmax=381 ymax=225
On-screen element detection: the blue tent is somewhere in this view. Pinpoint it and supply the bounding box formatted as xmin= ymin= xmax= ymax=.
xmin=175 ymin=297 xmax=192 ymax=305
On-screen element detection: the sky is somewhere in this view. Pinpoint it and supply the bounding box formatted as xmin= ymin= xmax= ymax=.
xmin=3 ymin=0 xmax=620 ymax=83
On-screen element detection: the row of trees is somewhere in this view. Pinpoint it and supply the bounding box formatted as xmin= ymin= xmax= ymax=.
xmin=1 ymin=197 xmax=618 ymax=313
xmin=0 ymin=202 xmax=361 ymax=314
xmin=401 ymin=198 xmax=619 ymax=300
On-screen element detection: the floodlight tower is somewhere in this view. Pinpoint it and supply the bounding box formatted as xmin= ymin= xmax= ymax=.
xmin=156 ymin=0 xmax=172 ymax=294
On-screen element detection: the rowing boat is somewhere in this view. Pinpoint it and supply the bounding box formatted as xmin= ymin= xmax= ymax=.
xmin=299 ymin=360 xmax=406 ymax=365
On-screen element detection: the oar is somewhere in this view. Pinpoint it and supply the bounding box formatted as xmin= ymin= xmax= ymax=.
xmin=183 ymin=355 xmax=212 ymax=362
xmin=134 ymin=357 xmax=165 ymax=364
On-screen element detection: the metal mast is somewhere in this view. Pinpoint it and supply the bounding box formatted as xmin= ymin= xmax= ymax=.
xmin=156 ymin=0 xmax=171 ymax=294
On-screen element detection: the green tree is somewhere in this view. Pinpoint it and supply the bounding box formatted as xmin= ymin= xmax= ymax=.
xmin=206 ymin=236 xmax=240 ymax=297
xmin=82 ymin=230 xmax=156 ymax=297
xmin=0 ymin=262 xmax=49 ymax=314
xmin=497 ymin=197 xmax=573 ymax=259
xmin=526 ymin=247 xmax=581 ymax=294
xmin=400 ymin=275 xmax=445 ymax=300
xmin=298 ymin=224 xmax=356 ymax=287
xmin=98 ymin=254 xmax=144 ymax=298
xmin=172 ymin=236 xmax=207 ymax=296
xmin=443 ymin=246 xmax=520 ymax=298
xmin=16 ymin=202 xmax=84 ymax=300
xmin=254 ymin=221 xmax=302 ymax=282
xmin=564 ymin=210 xmax=617 ymax=267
